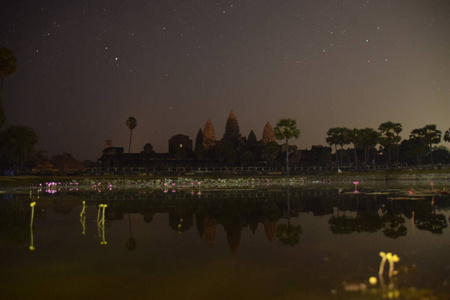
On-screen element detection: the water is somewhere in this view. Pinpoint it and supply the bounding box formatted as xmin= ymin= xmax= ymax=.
xmin=1 ymin=185 xmax=449 ymax=300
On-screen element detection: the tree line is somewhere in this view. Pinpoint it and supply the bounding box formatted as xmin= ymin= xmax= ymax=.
xmin=326 ymin=123 xmax=450 ymax=168
xmin=0 ymin=47 xmax=38 ymax=174
xmin=0 ymin=47 xmax=89 ymax=174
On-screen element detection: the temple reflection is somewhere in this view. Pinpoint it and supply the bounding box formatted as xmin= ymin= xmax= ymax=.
xmin=1 ymin=188 xmax=449 ymax=253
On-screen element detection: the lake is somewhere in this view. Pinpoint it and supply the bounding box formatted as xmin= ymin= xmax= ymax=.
xmin=1 ymin=180 xmax=449 ymax=299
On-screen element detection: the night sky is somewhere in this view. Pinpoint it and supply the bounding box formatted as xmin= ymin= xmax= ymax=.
xmin=1 ymin=0 xmax=449 ymax=161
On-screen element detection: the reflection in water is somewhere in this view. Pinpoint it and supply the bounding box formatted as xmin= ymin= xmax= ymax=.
xmin=378 ymin=251 xmax=400 ymax=278
xmin=29 ymin=201 xmax=36 ymax=251
xmin=387 ymin=252 xmax=400 ymax=278
xmin=126 ymin=214 xmax=136 ymax=250
xmin=28 ymin=190 xmax=39 ymax=251
xmin=1 ymin=187 xmax=450 ymax=299
xmin=97 ymin=204 xmax=108 ymax=245
xmin=353 ymin=181 xmax=359 ymax=193
xmin=204 ymin=216 xmax=216 ymax=245
xmin=276 ymin=223 xmax=302 ymax=245
xmin=98 ymin=189 xmax=444 ymax=242
xmin=6 ymin=188 xmax=450 ymax=250
xmin=382 ymin=214 xmax=407 ymax=239
xmin=374 ymin=251 xmax=405 ymax=300
xmin=376 ymin=275 xmax=400 ymax=299
xmin=79 ymin=200 xmax=86 ymax=235
xmin=414 ymin=195 xmax=448 ymax=234
xmin=276 ymin=187 xmax=302 ymax=246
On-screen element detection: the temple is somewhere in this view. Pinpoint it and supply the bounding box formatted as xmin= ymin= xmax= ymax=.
xmin=222 ymin=110 xmax=241 ymax=146
xmin=262 ymin=122 xmax=275 ymax=144
xmin=97 ymin=110 xmax=331 ymax=169
xmin=202 ymin=119 xmax=216 ymax=150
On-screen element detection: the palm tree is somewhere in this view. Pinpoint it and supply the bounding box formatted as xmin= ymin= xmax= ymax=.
xmin=410 ymin=125 xmax=442 ymax=165
xmin=125 ymin=116 xmax=137 ymax=153
xmin=350 ymin=128 xmax=380 ymax=168
xmin=358 ymin=128 xmax=380 ymax=167
xmin=378 ymin=121 xmax=402 ymax=169
xmin=274 ymin=118 xmax=300 ymax=177
xmin=326 ymin=127 xmax=352 ymax=165
xmin=350 ymin=129 xmax=361 ymax=166
xmin=326 ymin=128 xmax=340 ymax=163
xmin=403 ymin=137 xmax=428 ymax=165
xmin=0 ymin=47 xmax=18 ymax=128
xmin=444 ymin=129 xmax=450 ymax=143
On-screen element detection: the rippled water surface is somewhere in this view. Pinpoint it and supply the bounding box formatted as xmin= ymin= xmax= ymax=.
xmin=1 ymin=184 xmax=449 ymax=300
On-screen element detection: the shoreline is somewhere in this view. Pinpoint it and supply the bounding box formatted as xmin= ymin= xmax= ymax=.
xmin=1 ymin=169 xmax=449 ymax=188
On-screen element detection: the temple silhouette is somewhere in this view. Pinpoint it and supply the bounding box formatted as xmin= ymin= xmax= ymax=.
xmin=97 ymin=111 xmax=331 ymax=169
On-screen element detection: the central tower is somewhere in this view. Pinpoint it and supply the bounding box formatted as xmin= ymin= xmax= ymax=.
xmin=222 ymin=110 xmax=241 ymax=145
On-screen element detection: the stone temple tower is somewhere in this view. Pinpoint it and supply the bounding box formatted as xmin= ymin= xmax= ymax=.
xmin=262 ymin=122 xmax=275 ymax=144
xmin=222 ymin=110 xmax=241 ymax=144
xmin=202 ymin=119 xmax=216 ymax=149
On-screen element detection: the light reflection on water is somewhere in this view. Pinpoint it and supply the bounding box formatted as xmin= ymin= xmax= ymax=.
xmin=1 ymin=187 xmax=449 ymax=300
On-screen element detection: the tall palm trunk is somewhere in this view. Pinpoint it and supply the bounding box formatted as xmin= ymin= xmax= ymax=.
xmin=128 ymin=129 xmax=133 ymax=153
xmin=388 ymin=146 xmax=392 ymax=170
xmin=429 ymin=144 xmax=434 ymax=165
xmin=334 ymin=144 xmax=338 ymax=164
xmin=364 ymin=147 xmax=368 ymax=166
xmin=285 ymin=137 xmax=289 ymax=177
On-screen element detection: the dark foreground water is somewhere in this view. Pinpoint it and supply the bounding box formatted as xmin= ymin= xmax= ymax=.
xmin=1 ymin=185 xmax=450 ymax=300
